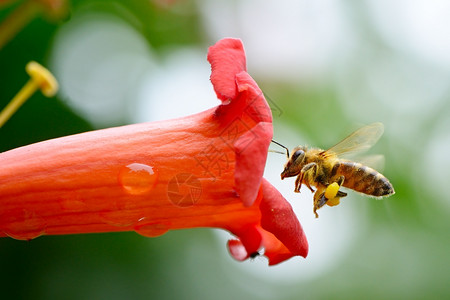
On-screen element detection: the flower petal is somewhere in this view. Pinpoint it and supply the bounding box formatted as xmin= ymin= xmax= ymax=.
xmin=227 ymin=222 xmax=263 ymax=261
xmin=207 ymin=38 xmax=247 ymax=102
xmin=235 ymin=71 xmax=272 ymax=123
xmin=260 ymin=178 xmax=309 ymax=259
xmin=234 ymin=122 xmax=272 ymax=206
xmin=227 ymin=239 xmax=249 ymax=261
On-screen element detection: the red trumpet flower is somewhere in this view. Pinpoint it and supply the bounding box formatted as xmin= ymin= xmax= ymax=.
xmin=0 ymin=38 xmax=308 ymax=265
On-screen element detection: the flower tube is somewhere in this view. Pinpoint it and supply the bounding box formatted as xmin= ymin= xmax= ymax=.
xmin=0 ymin=38 xmax=308 ymax=265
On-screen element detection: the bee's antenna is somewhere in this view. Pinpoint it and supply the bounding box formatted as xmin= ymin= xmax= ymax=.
xmin=271 ymin=139 xmax=289 ymax=158
xmin=269 ymin=149 xmax=286 ymax=155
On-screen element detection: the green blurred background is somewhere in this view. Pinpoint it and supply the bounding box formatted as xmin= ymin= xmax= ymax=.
xmin=1 ymin=0 xmax=449 ymax=299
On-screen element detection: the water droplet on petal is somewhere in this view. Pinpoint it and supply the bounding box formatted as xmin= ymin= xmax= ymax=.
xmin=2 ymin=210 xmax=46 ymax=240
xmin=134 ymin=218 xmax=170 ymax=237
xmin=119 ymin=163 xmax=158 ymax=195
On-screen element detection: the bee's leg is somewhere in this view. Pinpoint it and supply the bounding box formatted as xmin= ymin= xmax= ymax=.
xmin=305 ymin=182 xmax=315 ymax=193
xmin=313 ymin=189 xmax=326 ymax=218
xmin=294 ymin=174 xmax=303 ymax=193
xmin=317 ymin=193 xmax=328 ymax=208
xmin=333 ymin=176 xmax=347 ymax=198
xmin=300 ymin=163 xmax=317 ymax=193
xmin=336 ymin=190 xmax=347 ymax=197
xmin=324 ymin=176 xmax=347 ymax=207
xmin=335 ymin=176 xmax=345 ymax=186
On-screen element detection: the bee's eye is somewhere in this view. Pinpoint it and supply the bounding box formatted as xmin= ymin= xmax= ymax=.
xmin=291 ymin=149 xmax=305 ymax=162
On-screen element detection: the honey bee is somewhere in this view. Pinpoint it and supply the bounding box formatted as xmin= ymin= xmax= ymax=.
xmin=273 ymin=122 xmax=395 ymax=218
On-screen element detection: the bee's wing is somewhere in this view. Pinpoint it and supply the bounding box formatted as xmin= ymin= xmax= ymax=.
xmin=357 ymin=154 xmax=385 ymax=172
xmin=324 ymin=122 xmax=384 ymax=157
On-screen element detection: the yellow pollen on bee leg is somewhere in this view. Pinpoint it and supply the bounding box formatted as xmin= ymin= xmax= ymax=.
xmin=327 ymin=197 xmax=340 ymax=207
xmin=325 ymin=182 xmax=341 ymax=207
xmin=324 ymin=182 xmax=339 ymax=200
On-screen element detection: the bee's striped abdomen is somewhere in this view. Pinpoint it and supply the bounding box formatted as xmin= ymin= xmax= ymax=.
xmin=334 ymin=161 xmax=394 ymax=197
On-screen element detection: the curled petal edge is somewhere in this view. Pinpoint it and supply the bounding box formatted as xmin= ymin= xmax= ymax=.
xmin=207 ymin=38 xmax=247 ymax=102
xmin=234 ymin=122 xmax=272 ymax=207
xmin=235 ymin=71 xmax=272 ymax=123
xmin=227 ymin=179 xmax=308 ymax=265
xmin=260 ymin=178 xmax=309 ymax=260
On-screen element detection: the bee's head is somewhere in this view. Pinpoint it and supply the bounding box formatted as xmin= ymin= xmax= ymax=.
xmin=281 ymin=146 xmax=306 ymax=179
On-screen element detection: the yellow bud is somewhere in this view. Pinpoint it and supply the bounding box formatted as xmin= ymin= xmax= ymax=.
xmin=26 ymin=61 xmax=58 ymax=97
xmin=0 ymin=61 xmax=58 ymax=128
